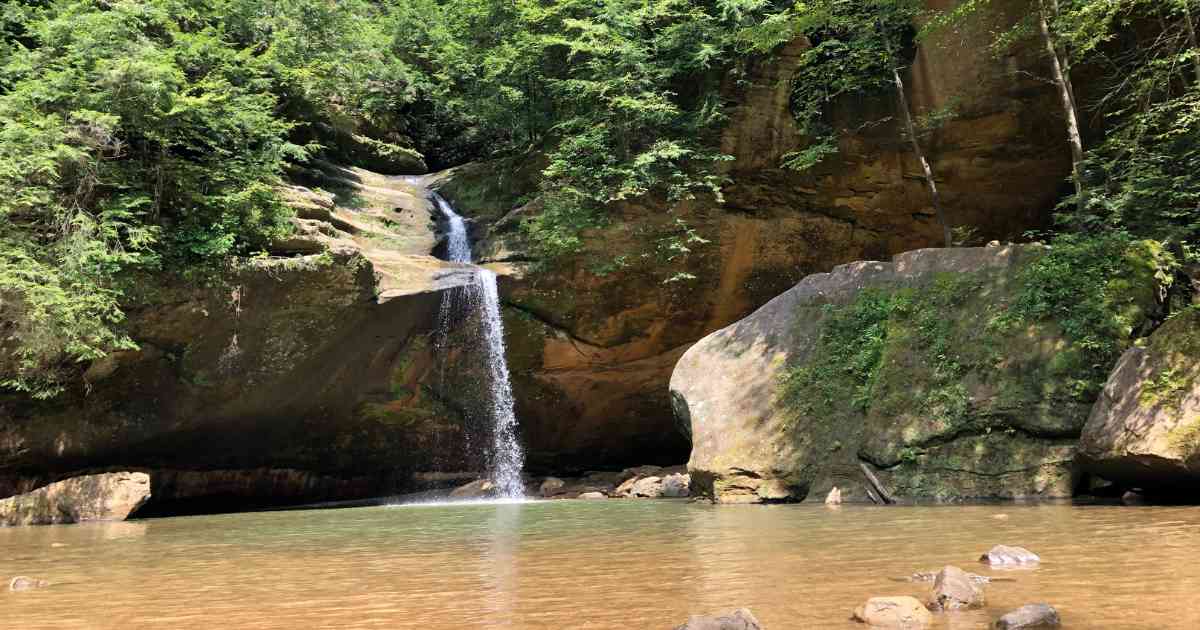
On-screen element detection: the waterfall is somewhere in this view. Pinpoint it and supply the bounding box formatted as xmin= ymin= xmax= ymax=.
xmin=433 ymin=193 xmax=526 ymax=498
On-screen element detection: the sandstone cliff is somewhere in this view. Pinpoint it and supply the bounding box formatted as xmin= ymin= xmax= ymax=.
xmin=0 ymin=165 xmax=476 ymax=510
xmin=435 ymin=4 xmax=1076 ymax=472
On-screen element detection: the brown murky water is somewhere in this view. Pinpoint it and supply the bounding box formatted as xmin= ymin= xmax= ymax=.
xmin=3 ymin=500 xmax=1199 ymax=629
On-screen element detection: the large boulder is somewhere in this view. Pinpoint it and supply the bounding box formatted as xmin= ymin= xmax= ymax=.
xmin=673 ymin=244 xmax=1164 ymax=503
xmin=0 ymin=472 xmax=150 ymax=526
xmin=1078 ymin=309 xmax=1200 ymax=489
xmin=673 ymin=608 xmax=762 ymax=630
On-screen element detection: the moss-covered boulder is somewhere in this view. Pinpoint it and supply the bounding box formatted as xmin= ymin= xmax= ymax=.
xmin=672 ymin=241 xmax=1168 ymax=503
xmin=1078 ymin=308 xmax=1200 ymax=490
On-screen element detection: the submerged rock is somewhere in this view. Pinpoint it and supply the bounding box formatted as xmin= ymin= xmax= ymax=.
xmin=673 ymin=608 xmax=762 ymax=630
xmin=9 ymin=576 xmax=49 ymax=592
xmin=908 ymin=570 xmax=989 ymax=584
xmin=1078 ymin=309 xmax=1200 ymax=490
xmin=929 ymin=566 xmax=985 ymax=611
xmin=980 ymin=545 xmax=1041 ymax=566
xmin=0 ymin=472 xmax=150 ymax=527
xmin=577 ymin=492 xmax=607 ymax=500
xmin=852 ymin=597 xmax=931 ymax=628
xmin=994 ymin=604 xmax=1062 ymax=629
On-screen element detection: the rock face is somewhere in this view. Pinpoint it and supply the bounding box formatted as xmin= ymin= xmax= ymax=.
xmin=673 ymin=245 xmax=1163 ymax=503
xmin=852 ymin=597 xmax=932 ymax=628
xmin=0 ymin=472 xmax=150 ymax=526
xmin=929 ymin=566 xmax=985 ymax=611
xmin=994 ymin=604 xmax=1062 ymax=629
xmin=673 ymin=608 xmax=763 ymax=630
xmin=1078 ymin=309 xmax=1200 ymax=490
xmin=0 ymin=164 xmax=479 ymax=510
xmin=435 ymin=0 xmax=1079 ymax=473
xmin=980 ymin=545 xmax=1041 ymax=567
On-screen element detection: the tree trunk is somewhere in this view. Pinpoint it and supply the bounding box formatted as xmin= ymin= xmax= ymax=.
xmin=1184 ymin=0 xmax=1200 ymax=85
xmin=1038 ymin=0 xmax=1087 ymax=214
xmin=892 ymin=67 xmax=952 ymax=248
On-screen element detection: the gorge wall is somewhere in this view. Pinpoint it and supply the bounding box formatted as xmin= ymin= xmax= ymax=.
xmin=434 ymin=1 xmax=1075 ymax=473
xmin=1 ymin=0 xmax=1088 ymax=508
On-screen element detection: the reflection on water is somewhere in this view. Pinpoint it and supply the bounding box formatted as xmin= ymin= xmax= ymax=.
xmin=3 ymin=501 xmax=1200 ymax=629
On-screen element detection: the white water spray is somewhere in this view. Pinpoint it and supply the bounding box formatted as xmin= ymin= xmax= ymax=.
xmin=433 ymin=193 xmax=526 ymax=498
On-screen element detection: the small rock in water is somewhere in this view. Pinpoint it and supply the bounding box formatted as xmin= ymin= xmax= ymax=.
xmin=539 ymin=477 xmax=565 ymax=498
xmin=577 ymin=491 xmax=607 ymax=500
xmin=980 ymin=544 xmax=1040 ymax=566
xmin=992 ymin=513 xmax=1009 ymax=520
xmin=9 ymin=576 xmax=49 ymax=592
xmin=929 ymin=565 xmax=985 ymax=611
xmin=673 ymin=608 xmax=762 ymax=630
xmin=852 ymin=597 xmax=931 ymax=628
xmin=1121 ymin=490 xmax=1146 ymax=505
xmin=630 ymin=476 xmax=664 ymax=498
xmin=993 ymin=604 xmax=1062 ymax=629
xmin=449 ymin=479 xmax=495 ymax=499
xmin=661 ymin=473 xmax=691 ymax=498
xmin=825 ymin=487 xmax=842 ymax=506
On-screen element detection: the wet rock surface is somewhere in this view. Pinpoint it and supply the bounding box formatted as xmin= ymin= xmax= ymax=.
xmin=980 ymin=545 xmax=1041 ymax=567
xmin=0 ymin=472 xmax=150 ymax=527
xmin=994 ymin=604 xmax=1062 ymax=629
xmin=673 ymin=608 xmax=763 ymax=630
xmin=1078 ymin=309 xmax=1200 ymax=490
xmin=928 ymin=565 xmax=985 ymax=611
xmin=852 ymin=596 xmax=932 ymax=628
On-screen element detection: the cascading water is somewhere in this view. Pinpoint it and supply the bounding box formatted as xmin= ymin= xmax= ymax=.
xmin=433 ymin=193 xmax=526 ymax=498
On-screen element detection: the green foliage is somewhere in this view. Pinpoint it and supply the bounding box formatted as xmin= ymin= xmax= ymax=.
xmin=925 ymin=0 xmax=1200 ymax=248
xmin=752 ymin=0 xmax=923 ymax=171
xmin=782 ymin=289 xmax=896 ymax=417
xmin=993 ymin=235 xmax=1175 ymax=396
xmin=391 ymin=0 xmax=793 ymax=257
xmin=0 ymin=0 xmax=439 ymax=397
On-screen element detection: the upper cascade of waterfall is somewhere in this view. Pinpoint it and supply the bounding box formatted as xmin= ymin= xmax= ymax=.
xmin=433 ymin=193 xmax=473 ymax=264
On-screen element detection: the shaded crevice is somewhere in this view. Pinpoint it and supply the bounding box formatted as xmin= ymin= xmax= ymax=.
xmin=861 ymin=424 xmax=1081 ymax=471
xmin=500 ymin=301 xmax=607 ymax=349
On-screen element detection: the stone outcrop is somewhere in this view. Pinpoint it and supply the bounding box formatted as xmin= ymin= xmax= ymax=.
xmin=1 ymin=164 xmax=478 ymax=510
xmin=994 ymin=604 xmax=1062 ymax=629
xmin=672 ymin=245 xmax=1164 ymax=503
xmin=434 ymin=0 xmax=1079 ymax=473
xmin=929 ymin=566 xmax=985 ymax=611
xmin=852 ymin=597 xmax=932 ymax=628
xmin=1078 ymin=309 xmax=1200 ymax=490
xmin=0 ymin=472 xmax=150 ymax=526
xmin=673 ymin=608 xmax=763 ymax=630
